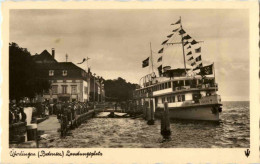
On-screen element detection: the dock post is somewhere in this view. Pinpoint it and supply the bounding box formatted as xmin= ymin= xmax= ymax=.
xmin=147 ymin=99 xmax=154 ymax=125
xmin=161 ymin=102 xmax=171 ymax=139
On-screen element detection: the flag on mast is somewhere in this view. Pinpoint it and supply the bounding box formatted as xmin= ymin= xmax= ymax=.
xmin=142 ymin=57 xmax=149 ymax=68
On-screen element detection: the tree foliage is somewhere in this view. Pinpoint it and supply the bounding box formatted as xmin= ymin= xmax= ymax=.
xmin=9 ymin=42 xmax=51 ymax=101
xmin=104 ymin=77 xmax=138 ymax=102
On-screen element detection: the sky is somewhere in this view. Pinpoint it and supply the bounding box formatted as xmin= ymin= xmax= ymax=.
xmin=10 ymin=9 xmax=249 ymax=101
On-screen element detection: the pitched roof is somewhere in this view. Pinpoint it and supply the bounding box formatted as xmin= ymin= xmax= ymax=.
xmin=32 ymin=49 xmax=57 ymax=63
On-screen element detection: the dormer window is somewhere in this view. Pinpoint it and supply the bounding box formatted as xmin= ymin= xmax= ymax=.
xmin=49 ymin=70 xmax=54 ymax=76
xmin=62 ymin=70 xmax=67 ymax=76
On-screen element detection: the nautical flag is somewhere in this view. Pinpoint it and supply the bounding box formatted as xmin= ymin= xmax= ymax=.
xmin=162 ymin=39 xmax=168 ymax=45
xmin=142 ymin=57 xmax=149 ymax=68
xmin=183 ymin=35 xmax=191 ymax=40
xmin=188 ymin=56 xmax=194 ymax=61
xmin=172 ymin=28 xmax=179 ymax=32
xmin=186 ymin=51 xmax=192 ymax=56
xmin=200 ymin=64 xmax=213 ymax=75
xmin=191 ymin=40 xmax=198 ymax=45
xmin=179 ymin=29 xmax=186 ymax=35
xmin=171 ymin=19 xmax=181 ymax=25
xmin=187 ymin=45 xmax=191 ymax=49
xmin=167 ymin=34 xmax=174 ymax=38
xmin=158 ymin=65 xmax=163 ymax=76
xmin=77 ymin=58 xmax=86 ymax=64
xmin=193 ymin=63 xmax=203 ymax=71
xmin=191 ymin=62 xmax=196 ymax=66
xmin=158 ymin=56 xmax=162 ymax=62
xmin=158 ymin=48 xmax=164 ymax=53
xmin=183 ymin=41 xmax=189 ymax=46
xmin=195 ymin=47 xmax=201 ymax=53
xmin=195 ymin=55 xmax=202 ymax=62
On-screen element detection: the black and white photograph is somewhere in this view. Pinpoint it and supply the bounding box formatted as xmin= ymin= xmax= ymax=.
xmin=1 ymin=1 xmax=259 ymax=163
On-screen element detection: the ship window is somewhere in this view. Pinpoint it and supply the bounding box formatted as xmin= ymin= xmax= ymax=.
xmin=168 ymin=82 xmax=171 ymax=88
xmin=182 ymin=95 xmax=185 ymax=101
xmin=62 ymin=70 xmax=67 ymax=76
xmin=185 ymin=80 xmax=190 ymax=86
xmin=179 ymin=80 xmax=184 ymax=86
xmin=162 ymin=97 xmax=165 ymax=103
xmin=167 ymin=97 xmax=171 ymax=103
xmin=177 ymin=95 xmax=182 ymax=102
xmin=172 ymin=96 xmax=175 ymax=102
xmin=49 ymin=70 xmax=54 ymax=76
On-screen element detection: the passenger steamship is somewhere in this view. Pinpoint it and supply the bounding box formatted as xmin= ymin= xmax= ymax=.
xmin=133 ymin=17 xmax=222 ymax=121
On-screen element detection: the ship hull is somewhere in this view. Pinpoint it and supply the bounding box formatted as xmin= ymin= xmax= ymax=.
xmin=155 ymin=104 xmax=220 ymax=121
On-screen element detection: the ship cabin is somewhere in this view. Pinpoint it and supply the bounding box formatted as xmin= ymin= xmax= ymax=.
xmin=133 ymin=74 xmax=220 ymax=109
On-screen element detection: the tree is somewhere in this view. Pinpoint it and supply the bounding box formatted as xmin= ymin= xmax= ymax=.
xmin=9 ymin=42 xmax=51 ymax=101
xmin=104 ymin=77 xmax=138 ymax=102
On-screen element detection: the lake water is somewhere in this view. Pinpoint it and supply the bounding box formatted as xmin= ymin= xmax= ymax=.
xmin=43 ymin=101 xmax=249 ymax=148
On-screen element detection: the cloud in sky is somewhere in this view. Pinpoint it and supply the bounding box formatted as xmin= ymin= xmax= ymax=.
xmin=10 ymin=9 xmax=249 ymax=101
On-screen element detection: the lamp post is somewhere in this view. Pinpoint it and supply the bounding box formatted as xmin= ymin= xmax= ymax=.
xmin=93 ymin=73 xmax=96 ymax=108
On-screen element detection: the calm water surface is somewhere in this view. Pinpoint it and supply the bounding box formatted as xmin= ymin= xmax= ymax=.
xmin=43 ymin=101 xmax=249 ymax=148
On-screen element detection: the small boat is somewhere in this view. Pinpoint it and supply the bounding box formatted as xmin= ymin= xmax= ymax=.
xmin=133 ymin=17 xmax=222 ymax=121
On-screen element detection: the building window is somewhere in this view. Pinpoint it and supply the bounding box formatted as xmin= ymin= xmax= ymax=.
xmin=62 ymin=70 xmax=67 ymax=76
xmin=71 ymin=85 xmax=77 ymax=94
xmin=62 ymin=85 xmax=67 ymax=94
xmin=52 ymin=85 xmax=58 ymax=94
xmin=49 ymin=70 xmax=54 ymax=76
xmin=84 ymin=86 xmax=88 ymax=94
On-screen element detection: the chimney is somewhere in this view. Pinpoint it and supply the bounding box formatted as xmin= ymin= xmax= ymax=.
xmin=52 ymin=48 xmax=55 ymax=58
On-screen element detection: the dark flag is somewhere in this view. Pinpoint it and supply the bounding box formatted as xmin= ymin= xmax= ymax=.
xmin=191 ymin=40 xmax=198 ymax=45
xmin=188 ymin=56 xmax=194 ymax=61
xmin=187 ymin=45 xmax=191 ymax=49
xmin=167 ymin=34 xmax=174 ymax=38
xmin=200 ymin=64 xmax=213 ymax=75
xmin=158 ymin=48 xmax=164 ymax=53
xmin=161 ymin=39 xmax=168 ymax=45
xmin=179 ymin=29 xmax=186 ymax=35
xmin=195 ymin=55 xmax=202 ymax=62
xmin=183 ymin=41 xmax=189 ymax=46
xmin=195 ymin=47 xmax=201 ymax=53
xmin=142 ymin=57 xmax=149 ymax=68
xmin=171 ymin=19 xmax=181 ymax=25
xmin=191 ymin=62 xmax=196 ymax=66
xmin=157 ymin=56 xmax=162 ymax=62
xmin=172 ymin=28 xmax=179 ymax=32
xmin=193 ymin=63 xmax=203 ymax=71
xmin=183 ymin=35 xmax=191 ymax=40
xmin=186 ymin=51 xmax=192 ymax=56
xmin=77 ymin=58 xmax=86 ymax=64
xmin=158 ymin=65 xmax=163 ymax=76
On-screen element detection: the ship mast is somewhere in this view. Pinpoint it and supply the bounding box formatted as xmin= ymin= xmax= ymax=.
xmin=150 ymin=42 xmax=154 ymax=73
xmin=179 ymin=16 xmax=187 ymax=74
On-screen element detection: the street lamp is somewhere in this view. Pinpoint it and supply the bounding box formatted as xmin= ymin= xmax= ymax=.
xmin=93 ymin=73 xmax=96 ymax=108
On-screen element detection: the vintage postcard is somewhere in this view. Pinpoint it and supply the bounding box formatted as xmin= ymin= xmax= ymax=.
xmin=1 ymin=1 xmax=259 ymax=163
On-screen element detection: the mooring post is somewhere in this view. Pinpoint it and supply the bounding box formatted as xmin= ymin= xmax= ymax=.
xmin=161 ymin=101 xmax=171 ymax=139
xmin=147 ymin=99 xmax=154 ymax=125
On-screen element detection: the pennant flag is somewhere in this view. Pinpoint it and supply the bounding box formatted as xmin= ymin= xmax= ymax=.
xmin=158 ymin=65 xmax=163 ymax=76
xmin=188 ymin=56 xmax=194 ymax=61
xmin=142 ymin=57 xmax=149 ymax=68
xmin=195 ymin=55 xmax=202 ymax=62
xmin=195 ymin=47 xmax=201 ymax=53
xmin=172 ymin=28 xmax=179 ymax=32
xmin=193 ymin=63 xmax=203 ymax=71
xmin=183 ymin=41 xmax=189 ymax=46
xmin=191 ymin=40 xmax=198 ymax=45
xmin=179 ymin=29 xmax=186 ymax=35
xmin=186 ymin=51 xmax=192 ymax=56
xmin=161 ymin=39 xmax=168 ymax=45
xmin=171 ymin=19 xmax=181 ymax=25
xmin=157 ymin=56 xmax=162 ymax=62
xmin=200 ymin=64 xmax=213 ymax=75
xmin=167 ymin=34 xmax=174 ymax=38
xmin=183 ymin=35 xmax=192 ymax=40
xmin=78 ymin=58 xmax=86 ymax=64
xmin=191 ymin=62 xmax=196 ymax=66
xmin=187 ymin=45 xmax=191 ymax=49
xmin=158 ymin=48 xmax=164 ymax=53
